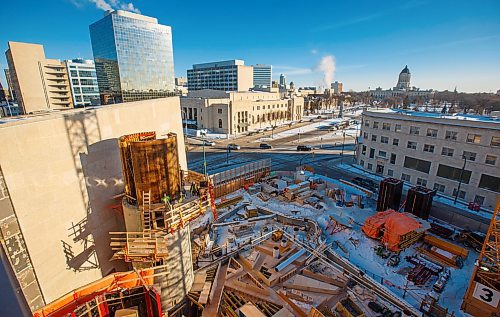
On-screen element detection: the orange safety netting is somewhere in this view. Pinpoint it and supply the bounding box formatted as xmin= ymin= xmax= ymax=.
xmin=33 ymin=269 xmax=154 ymax=317
xmin=381 ymin=212 xmax=422 ymax=251
xmin=362 ymin=210 xmax=395 ymax=239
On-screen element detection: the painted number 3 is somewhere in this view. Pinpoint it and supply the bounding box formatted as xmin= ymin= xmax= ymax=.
xmin=480 ymin=288 xmax=494 ymax=302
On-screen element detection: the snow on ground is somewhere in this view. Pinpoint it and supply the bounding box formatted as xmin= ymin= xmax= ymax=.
xmin=256 ymin=118 xmax=343 ymax=142
xmin=209 ymin=174 xmax=477 ymax=316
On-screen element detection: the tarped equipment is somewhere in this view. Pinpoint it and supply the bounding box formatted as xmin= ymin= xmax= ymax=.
xmin=382 ymin=212 xmax=422 ymax=251
xmin=362 ymin=210 xmax=395 ymax=239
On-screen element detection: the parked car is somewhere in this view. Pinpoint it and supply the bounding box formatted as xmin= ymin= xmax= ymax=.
xmin=264 ymin=126 xmax=273 ymax=131
xmin=297 ymin=145 xmax=312 ymax=151
xmin=228 ymin=143 xmax=240 ymax=150
xmin=259 ymin=143 xmax=272 ymax=149
xmin=352 ymin=177 xmax=378 ymax=191
xmin=202 ymin=140 xmax=215 ymax=146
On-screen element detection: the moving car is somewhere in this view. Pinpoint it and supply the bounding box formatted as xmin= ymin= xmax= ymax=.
xmin=228 ymin=143 xmax=240 ymax=150
xmin=202 ymin=140 xmax=215 ymax=146
xmin=297 ymin=145 xmax=312 ymax=151
xmin=259 ymin=143 xmax=272 ymax=149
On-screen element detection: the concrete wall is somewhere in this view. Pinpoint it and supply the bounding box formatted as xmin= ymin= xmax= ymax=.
xmin=0 ymin=97 xmax=186 ymax=306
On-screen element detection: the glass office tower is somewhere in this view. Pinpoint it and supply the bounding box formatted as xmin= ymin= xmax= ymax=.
xmin=89 ymin=10 xmax=175 ymax=104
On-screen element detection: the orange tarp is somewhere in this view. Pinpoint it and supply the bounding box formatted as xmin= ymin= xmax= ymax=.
xmin=33 ymin=269 xmax=154 ymax=317
xmin=362 ymin=210 xmax=395 ymax=238
xmin=382 ymin=212 xmax=421 ymax=251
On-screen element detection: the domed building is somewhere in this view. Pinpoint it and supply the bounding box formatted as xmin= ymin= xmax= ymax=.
xmin=370 ymin=65 xmax=433 ymax=100
xmin=396 ymin=65 xmax=411 ymax=90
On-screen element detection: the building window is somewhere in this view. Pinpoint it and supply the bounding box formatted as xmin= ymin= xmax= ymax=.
xmin=437 ymin=164 xmax=472 ymax=184
xmin=363 ymin=132 xmax=369 ymax=139
xmin=445 ymin=130 xmax=458 ymax=140
xmin=371 ymin=135 xmax=377 ymax=142
xmin=452 ymin=188 xmax=466 ymax=200
xmin=393 ymin=138 xmax=399 ymax=146
xmin=364 ymin=120 xmax=370 ymax=127
xmin=466 ymin=134 xmax=481 ymax=144
xmin=401 ymin=173 xmax=411 ymax=182
xmin=441 ymin=147 xmax=454 ymax=157
xmin=433 ymin=183 xmax=445 ymax=193
xmin=474 ymin=195 xmax=485 ymax=205
xmin=369 ymin=148 xmax=375 ymax=158
xmin=478 ymin=174 xmax=500 ymax=193
xmin=463 ymin=151 xmax=476 ymax=161
xmin=218 ymin=119 xmax=223 ymax=128
xmin=382 ymin=123 xmax=391 ymax=130
xmin=378 ymin=151 xmax=387 ymax=158
xmin=257 ymin=106 xmax=260 ymax=110
xmin=360 ymin=159 xmax=364 ymax=167
xmin=426 ymin=128 xmax=438 ymax=137
xmin=404 ymin=156 xmax=431 ymax=173
xmin=367 ymin=163 xmax=373 ymax=170
xmin=362 ymin=145 xmax=367 ymax=155
xmin=218 ymin=108 xmax=222 ymax=114
xmin=485 ymin=155 xmax=497 ymax=165
xmin=491 ymin=136 xmax=500 ymax=147
xmin=416 ymin=178 xmax=427 ymax=186
xmin=423 ymin=144 xmax=435 ymax=153
xmin=409 ymin=126 xmax=420 ymax=135
xmin=380 ymin=136 xmax=389 ymax=144
xmin=373 ymin=121 xmax=379 ymax=129
xmin=395 ymin=124 xmax=401 ymax=132
xmin=390 ymin=153 xmax=396 ymax=164
xmin=407 ymin=141 xmax=417 ymax=149
xmin=387 ymin=169 xmax=393 ymax=176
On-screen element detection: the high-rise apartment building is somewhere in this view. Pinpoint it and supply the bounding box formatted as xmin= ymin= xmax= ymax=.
xmin=89 ymin=10 xmax=175 ymax=104
xmin=331 ymin=81 xmax=343 ymax=94
xmin=5 ymin=41 xmax=73 ymax=114
xmin=65 ymin=59 xmax=100 ymax=107
xmin=253 ymin=64 xmax=272 ymax=88
xmin=187 ymin=60 xmax=253 ymax=92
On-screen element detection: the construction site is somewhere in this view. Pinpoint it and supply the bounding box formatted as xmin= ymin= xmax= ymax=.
xmin=0 ymin=99 xmax=498 ymax=317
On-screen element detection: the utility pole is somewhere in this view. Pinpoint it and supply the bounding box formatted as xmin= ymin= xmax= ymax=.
xmin=454 ymin=155 xmax=467 ymax=204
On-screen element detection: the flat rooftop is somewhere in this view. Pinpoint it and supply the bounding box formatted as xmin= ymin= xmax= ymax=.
xmin=365 ymin=108 xmax=500 ymax=124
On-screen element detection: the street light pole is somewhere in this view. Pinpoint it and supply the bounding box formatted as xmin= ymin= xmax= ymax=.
xmin=341 ymin=131 xmax=346 ymax=164
xmin=454 ymin=155 xmax=467 ymax=204
xmin=202 ymin=133 xmax=207 ymax=176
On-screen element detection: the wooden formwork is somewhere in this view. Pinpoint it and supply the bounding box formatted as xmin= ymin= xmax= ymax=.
xmin=210 ymin=159 xmax=271 ymax=198
xmin=119 ymin=132 xmax=181 ymax=204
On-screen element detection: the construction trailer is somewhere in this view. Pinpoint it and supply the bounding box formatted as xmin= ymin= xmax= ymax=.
xmin=376 ymin=178 xmax=403 ymax=212
xmin=461 ymin=199 xmax=500 ymax=316
xmin=404 ymin=186 xmax=436 ymax=220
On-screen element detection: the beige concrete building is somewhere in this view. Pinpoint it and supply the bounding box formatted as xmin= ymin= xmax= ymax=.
xmin=181 ymin=90 xmax=304 ymax=135
xmin=0 ymin=97 xmax=186 ymax=312
xmin=357 ymin=109 xmax=500 ymax=209
xmin=5 ymin=41 xmax=74 ymax=114
xmin=187 ymin=60 xmax=253 ymax=92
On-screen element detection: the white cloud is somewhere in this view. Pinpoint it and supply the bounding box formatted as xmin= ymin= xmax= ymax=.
xmin=310 ymin=49 xmax=318 ymax=55
xmin=84 ymin=0 xmax=141 ymax=13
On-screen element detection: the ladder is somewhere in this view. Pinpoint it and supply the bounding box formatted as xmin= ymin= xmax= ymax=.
xmin=142 ymin=190 xmax=152 ymax=237
xmin=207 ymin=180 xmax=218 ymax=221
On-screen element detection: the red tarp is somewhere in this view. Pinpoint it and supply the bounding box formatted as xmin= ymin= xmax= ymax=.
xmin=362 ymin=210 xmax=395 ymax=238
xmin=382 ymin=212 xmax=421 ymax=251
xmin=363 ymin=210 xmax=422 ymax=251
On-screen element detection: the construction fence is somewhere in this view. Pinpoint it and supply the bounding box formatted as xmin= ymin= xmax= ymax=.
xmin=209 ymin=159 xmax=271 ymax=198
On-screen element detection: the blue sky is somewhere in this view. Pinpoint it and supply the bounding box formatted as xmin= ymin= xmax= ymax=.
xmin=1 ymin=0 xmax=499 ymax=92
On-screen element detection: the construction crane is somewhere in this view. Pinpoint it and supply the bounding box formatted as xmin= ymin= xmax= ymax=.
xmin=461 ymin=198 xmax=500 ymax=316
